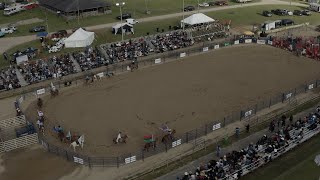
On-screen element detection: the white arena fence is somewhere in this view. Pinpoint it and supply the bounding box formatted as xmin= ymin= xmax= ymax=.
xmin=0 ymin=115 xmax=26 ymax=130
xmin=0 ymin=133 xmax=38 ymax=153
xmin=0 ymin=115 xmax=38 ymax=153
xmin=7 ymin=37 xmax=320 ymax=167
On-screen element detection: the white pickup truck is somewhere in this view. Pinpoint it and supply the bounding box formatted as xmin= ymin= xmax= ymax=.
xmin=126 ymin=18 xmax=139 ymax=25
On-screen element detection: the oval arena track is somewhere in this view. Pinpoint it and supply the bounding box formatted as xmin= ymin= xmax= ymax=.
xmin=27 ymin=45 xmax=320 ymax=156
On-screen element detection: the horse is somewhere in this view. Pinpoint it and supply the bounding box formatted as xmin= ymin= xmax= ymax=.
xmin=70 ymin=140 xmax=83 ymax=152
xmin=113 ymin=134 xmax=128 ymax=144
xmin=37 ymin=98 xmax=43 ymax=109
xmin=161 ymin=129 xmax=176 ymax=144
xmin=50 ymin=89 xmax=59 ymax=97
xmin=70 ymin=135 xmax=84 ymax=152
xmin=58 ymin=131 xmax=66 ymax=142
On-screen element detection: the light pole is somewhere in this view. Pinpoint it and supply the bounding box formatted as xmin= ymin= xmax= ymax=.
xmin=116 ymin=2 xmax=125 ymax=41
xmin=182 ymin=0 xmax=185 ymax=31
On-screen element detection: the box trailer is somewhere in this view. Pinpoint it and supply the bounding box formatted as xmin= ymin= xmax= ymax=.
xmin=309 ymin=3 xmax=320 ymax=12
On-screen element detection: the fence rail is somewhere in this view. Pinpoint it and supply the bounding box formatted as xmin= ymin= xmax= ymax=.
xmin=0 ymin=115 xmax=26 ymax=130
xmin=1 ymin=133 xmax=38 ymax=152
xmin=17 ymin=37 xmax=320 ymax=167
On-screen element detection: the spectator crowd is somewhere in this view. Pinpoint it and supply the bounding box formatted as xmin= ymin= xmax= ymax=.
xmin=0 ymin=66 xmax=21 ymax=91
xmin=72 ymin=46 xmax=107 ymax=71
xmin=18 ymin=54 xmax=76 ymax=84
xmin=179 ymin=109 xmax=320 ymax=180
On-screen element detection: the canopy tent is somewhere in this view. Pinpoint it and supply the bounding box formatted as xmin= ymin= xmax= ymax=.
xmin=181 ymin=13 xmax=215 ymax=27
xmin=112 ymin=23 xmax=134 ymax=35
xmin=64 ymin=28 xmax=94 ymax=48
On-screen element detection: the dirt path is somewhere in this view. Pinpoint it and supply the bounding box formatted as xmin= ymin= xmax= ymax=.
xmin=0 ymin=0 xmax=306 ymax=53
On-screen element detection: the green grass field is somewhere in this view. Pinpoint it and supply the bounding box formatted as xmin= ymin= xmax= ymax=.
xmin=245 ymin=134 xmax=320 ymax=180
xmin=0 ymin=0 xmax=259 ymax=37
xmin=1 ymin=4 xmax=320 ymax=69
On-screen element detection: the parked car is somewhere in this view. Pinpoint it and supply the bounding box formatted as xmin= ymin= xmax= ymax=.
xmin=262 ymin=11 xmax=272 ymax=17
xmin=271 ymin=9 xmax=286 ymax=16
xmin=0 ymin=31 xmax=5 ymax=38
xmin=126 ymin=18 xmax=139 ymax=25
xmin=199 ymin=2 xmax=209 ymax=7
xmin=184 ymin=6 xmax=195 ymax=11
xmin=208 ymin=2 xmax=215 ymax=6
xmin=293 ymin=10 xmax=303 ymax=16
xmin=0 ymin=2 xmax=7 ymax=10
xmin=281 ymin=19 xmax=294 ymax=26
xmin=116 ymin=13 xmax=132 ymax=20
xmin=29 ymin=26 xmax=46 ymax=32
xmin=302 ymin=10 xmax=312 ymax=16
xmin=1 ymin=27 xmax=14 ymax=34
xmin=215 ymin=1 xmax=228 ymax=6
xmin=283 ymin=9 xmax=293 ymax=15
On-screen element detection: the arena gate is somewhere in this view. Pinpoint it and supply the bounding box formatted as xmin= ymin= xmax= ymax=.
xmin=0 ymin=115 xmax=38 ymax=153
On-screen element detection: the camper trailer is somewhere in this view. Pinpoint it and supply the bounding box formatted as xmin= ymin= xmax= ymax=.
xmin=3 ymin=4 xmax=25 ymax=16
xmin=309 ymin=3 xmax=320 ymax=12
xmin=236 ymin=0 xmax=252 ymax=3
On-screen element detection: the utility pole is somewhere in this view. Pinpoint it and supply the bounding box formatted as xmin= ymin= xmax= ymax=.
xmin=182 ymin=0 xmax=185 ymax=31
xmin=77 ymin=0 xmax=80 ymax=25
xmin=116 ymin=2 xmax=125 ymax=41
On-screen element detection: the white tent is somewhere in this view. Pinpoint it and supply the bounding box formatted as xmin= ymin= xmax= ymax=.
xmin=181 ymin=13 xmax=215 ymax=26
xmin=64 ymin=28 xmax=94 ymax=48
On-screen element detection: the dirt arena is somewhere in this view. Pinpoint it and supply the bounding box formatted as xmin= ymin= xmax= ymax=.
xmin=26 ymin=45 xmax=320 ymax=156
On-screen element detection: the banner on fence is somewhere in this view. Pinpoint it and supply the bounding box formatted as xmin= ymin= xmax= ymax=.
xmin=244 ymin=110 xmax=253 ymax=118
xmin=308 ymin=84 xmax=314 ymax=90
xmin=36 ymin=88 xmax=45 ymax=95
xmin=224 ymin=42 xmax=230 ymax=47
xmin=127 ymin=66 xmax=131 ymax=71
xmin=172 ymin=139 xmax=182 ymax=148
xmin=74 ymin=157 xmax=84 ymax=164
xmin=125 ymin=155 xmax=136 ymax=164
xmin=96 ymin=72 xmax=104 ymax=78
xmin=234 ymin=40 xmax=239 ymax=45
xmin=257 ymin=40 xmax=266 ymax=45
xmin=214 ymin=45 xmax=220 ymax=49
xmin=245 ymin=39 xmax=252 ymax=43
xmin=180 ymin=52 xmax=186 ymax=58
xmin=268 ymin=40 xmax=273 ymax=45
xmin=203 ymin=47 xmax=209 ymax=52
xmin=285 ymin=92 xmax=293 ymax=99
xmin=155 ymin=58 xmax=162 ymax=64
xmin=212 ymin=123 xmax=221 ymax=131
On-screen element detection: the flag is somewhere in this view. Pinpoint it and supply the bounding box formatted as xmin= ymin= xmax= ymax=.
xmin=144 ymin=135 xmax=154 ymax=143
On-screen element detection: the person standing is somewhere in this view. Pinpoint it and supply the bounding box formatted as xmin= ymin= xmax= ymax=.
xmin=235 ymin=127 xmax=240 ymax=138
xmin=246 ymin=124 xmax=250 ymax=133
xmin=216 ymin=145 xmax=221 ymax=157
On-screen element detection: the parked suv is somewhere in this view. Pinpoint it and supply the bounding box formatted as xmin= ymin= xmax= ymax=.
xmin=184 ymin=6 xmax=195 ymax=11
xmin=271 ymin=9 xmax=285 ymax=16
xmin=293 ymin=10 xmax=303 ymax=16
xmin=302 ymin=10 xmax=312 ymax=16
xmin=29 ymin=26 xmax=46 ymax=33
xmin=281 ymin=19 xmax=294 ymax=26
xmin=262 ymin=10 xmax=272 ymax=17
xmin=116 ymin=13 xmax=132 ymax=20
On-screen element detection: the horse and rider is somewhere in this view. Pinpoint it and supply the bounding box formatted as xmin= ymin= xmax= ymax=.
xmin=113 ymin=132 xmax=128 ymax=144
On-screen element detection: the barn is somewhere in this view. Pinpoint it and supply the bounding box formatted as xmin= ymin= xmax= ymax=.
xmin=39 ymin=0 xmax=112 ymax=20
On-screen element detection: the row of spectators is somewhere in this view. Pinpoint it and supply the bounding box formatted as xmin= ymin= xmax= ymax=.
xmin=0 ymin=66 xmax=21 ymax=91
xmin=180 ymin=109 xmax=320 ymax=180
xmin=101 ymin=30 xmax=194 ymax=63
xmin=72 ymin=46 xmax=108 ymax=71
xmin=102 ymin=38 xmax=150 ymax=63
xmin=17 ymin=54 xmax=77 ymax=84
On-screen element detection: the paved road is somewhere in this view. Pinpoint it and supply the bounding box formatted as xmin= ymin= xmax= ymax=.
xmin=0 ymin=0 xmax=306 ymax=53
